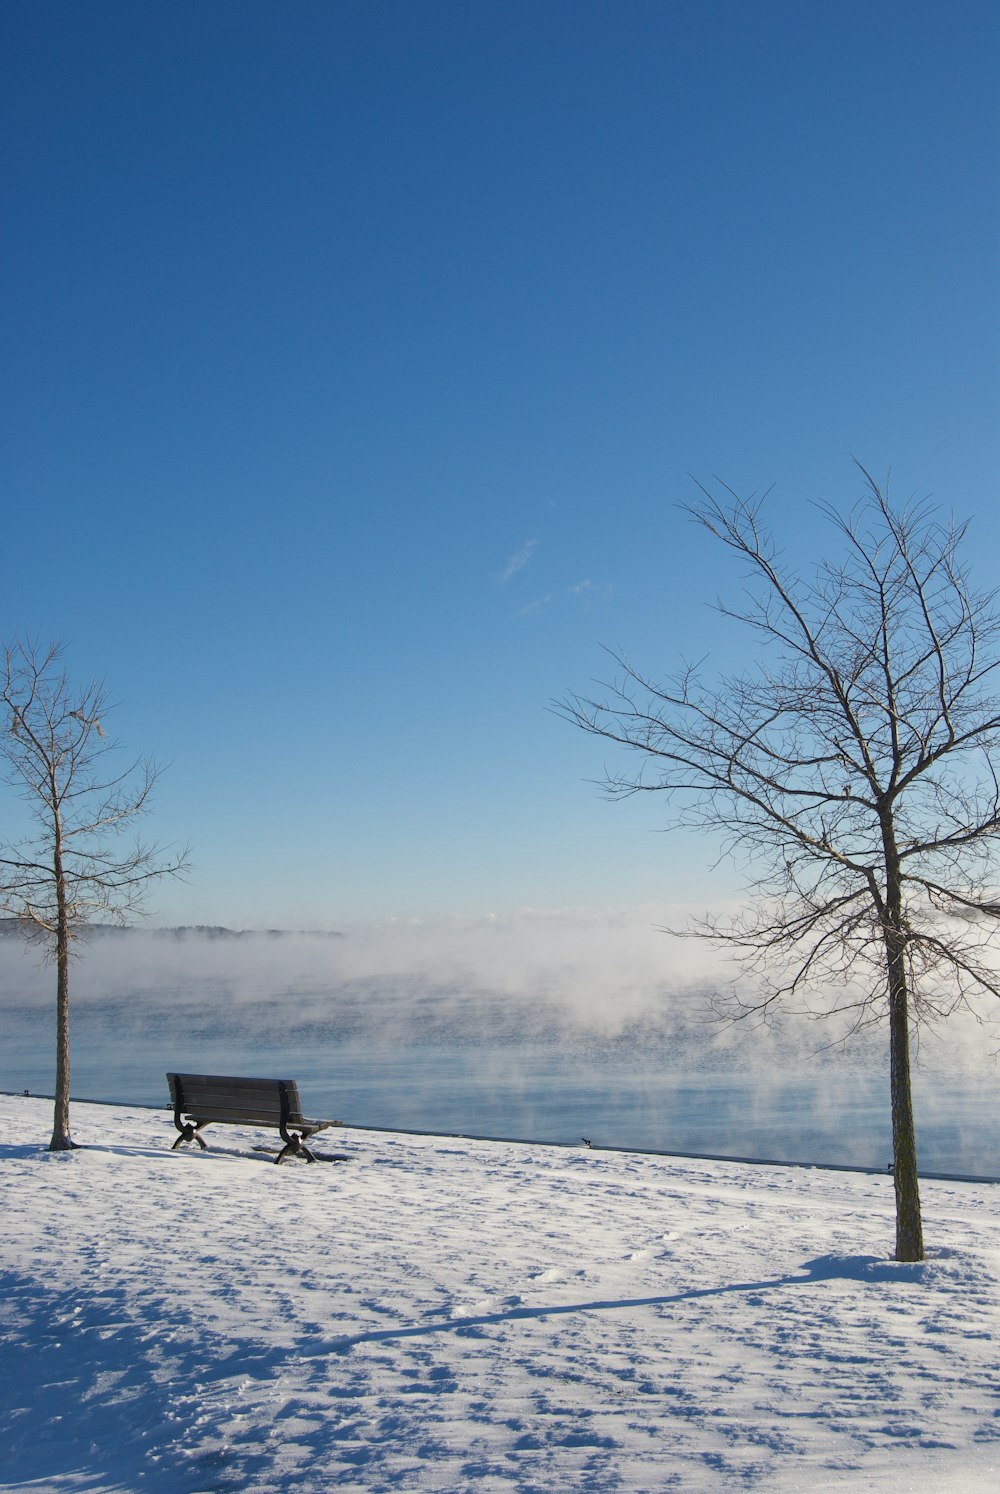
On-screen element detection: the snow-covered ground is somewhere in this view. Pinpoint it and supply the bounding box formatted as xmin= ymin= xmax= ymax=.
xmin=1 ymin=1093 xmax=997 ymax=1492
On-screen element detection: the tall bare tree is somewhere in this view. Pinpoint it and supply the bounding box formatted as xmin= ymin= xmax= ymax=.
xmin=0 ymin=638 xmax=187 ymax=1151
xmin=561 ymin=470 xmax=1000 ymax=1261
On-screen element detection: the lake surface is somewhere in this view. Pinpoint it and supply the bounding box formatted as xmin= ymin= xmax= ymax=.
xmin=2 ymin=928 xmax=997 ymax=1177
xmin=4 ymin=1000 xmax=997 ymax=1178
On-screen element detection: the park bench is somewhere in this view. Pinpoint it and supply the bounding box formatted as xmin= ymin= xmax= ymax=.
xmin=167 ymin=1072 xmax=340 ymax=1163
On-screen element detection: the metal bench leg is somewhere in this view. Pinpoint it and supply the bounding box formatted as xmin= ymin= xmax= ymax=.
xmin=171 ymin=1121 xmax=208 ymax=1151
xmin=275 ymin=1130 xmax=317 ymax=1163
xmin=276 ymin=1082 xmax=318 ymax=1161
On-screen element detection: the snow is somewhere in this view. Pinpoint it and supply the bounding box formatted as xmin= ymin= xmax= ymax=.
xmin=1 ymin=1094 xmax=998 ymax=1492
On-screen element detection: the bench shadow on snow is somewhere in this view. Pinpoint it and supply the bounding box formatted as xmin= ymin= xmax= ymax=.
xmin=0 ymin=1139 xmax=353 ymax=1165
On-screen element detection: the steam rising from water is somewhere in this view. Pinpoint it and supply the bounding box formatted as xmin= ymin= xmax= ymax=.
xmin=3 ymin=907 xmax=997 ymax=1177
xmin=1 ymin=906 xmax=995 ymax=1075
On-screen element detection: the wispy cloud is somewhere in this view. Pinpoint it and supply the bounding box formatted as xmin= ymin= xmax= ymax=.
xmin=568 ymin=579 xmax=613 ymax=610
xmin=513 ymin=579 xmax=613 ymax=619
xmin=516 ymin=594 xmax=554 ymax=617
xmin=498 ymin=538 xmax=538 ymax=584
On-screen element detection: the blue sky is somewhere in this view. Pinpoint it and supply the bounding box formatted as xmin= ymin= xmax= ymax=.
xmin=2 ymin=0 xmax=998 ymax=928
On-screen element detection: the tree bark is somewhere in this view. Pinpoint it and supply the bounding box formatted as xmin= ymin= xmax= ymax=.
xmin=888 ymin=977 xmax=922 ymax=1260
xmin=882 ymin=881 xmax=923 ymax=1261
xmin=49 ymin=840 xmax=74 ymax=1151
xmin=880 ymin=817 xmax=923 ymax=1262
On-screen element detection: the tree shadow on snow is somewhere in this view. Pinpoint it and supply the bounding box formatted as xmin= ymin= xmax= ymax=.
xmin=322 ymin=1252 xmax=931 ymax=1354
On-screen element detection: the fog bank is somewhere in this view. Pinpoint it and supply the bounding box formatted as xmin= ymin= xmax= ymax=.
xmin=1 ymin=907 xmax=996 ymax=1077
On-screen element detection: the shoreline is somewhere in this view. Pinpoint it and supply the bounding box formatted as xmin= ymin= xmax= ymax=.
xmin=6 ymin=1086 xmax=998 ymax=1186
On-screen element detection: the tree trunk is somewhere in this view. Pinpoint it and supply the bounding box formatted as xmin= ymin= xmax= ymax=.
xmin=885 ymin=930 xmax=923 ymax=1261
xmin=49 ymin=844 xmax=74 ymax=1151
xmin=880 ymin=816 xmax=923 ymax=1262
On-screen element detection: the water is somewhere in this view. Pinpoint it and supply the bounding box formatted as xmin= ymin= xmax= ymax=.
xmin=4 ymin=999 xmax=998 ymax=1177
xmin=2 ymin=926 xmax=997 ymax=1176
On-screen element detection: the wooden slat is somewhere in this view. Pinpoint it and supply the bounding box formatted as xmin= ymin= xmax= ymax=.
xmin=170 ymin=1073 xmax=298 ymax=1096
xmin=187 ymin=1111 xmax=329 ymax=1131
xmin=178 ymin=1091 xmax=288 ymax=1114
xmin=182 ymin=1106 xmax=285 ymax=1124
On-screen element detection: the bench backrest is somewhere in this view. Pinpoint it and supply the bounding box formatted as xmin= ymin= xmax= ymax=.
xmin=167 ymin=1072 xmax=306 ymax=1126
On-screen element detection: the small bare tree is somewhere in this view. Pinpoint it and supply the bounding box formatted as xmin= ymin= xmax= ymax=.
xmin=561 ymin=470 xmax=1000 ymax=1262
xmin=0 ymin=638 xmax=187 ymax=1151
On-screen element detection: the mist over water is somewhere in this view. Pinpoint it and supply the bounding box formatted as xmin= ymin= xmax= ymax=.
xmin=1 ymin=916 xmax=997 ymax=1176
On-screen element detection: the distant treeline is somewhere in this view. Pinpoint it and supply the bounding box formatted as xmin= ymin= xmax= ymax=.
xmin=0 ymin=919 xmax=343 ymax=941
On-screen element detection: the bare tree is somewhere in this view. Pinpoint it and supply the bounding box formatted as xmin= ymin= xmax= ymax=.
xmin=560 ymin=470 xmax=1000 ymax=1261
xmin=0 ymin=638 xmax=188 ymax=1151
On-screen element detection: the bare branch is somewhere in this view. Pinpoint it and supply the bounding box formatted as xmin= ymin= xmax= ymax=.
xmin=562 ymin=470 xmax=1000 ymax=1261
xmin=1 ymin=635 xmax=189 ymax=1150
